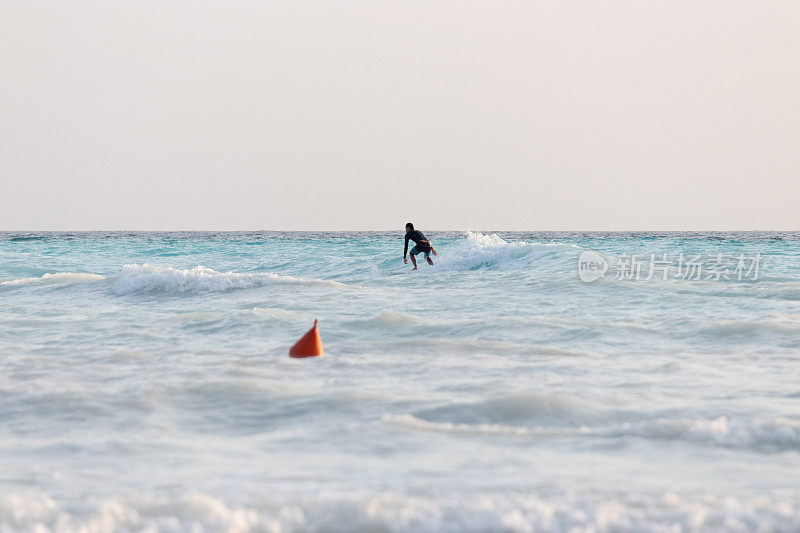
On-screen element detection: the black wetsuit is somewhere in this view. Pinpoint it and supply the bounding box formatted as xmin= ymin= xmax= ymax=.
xmin=404 ymin=230 xmax=431 ymax=257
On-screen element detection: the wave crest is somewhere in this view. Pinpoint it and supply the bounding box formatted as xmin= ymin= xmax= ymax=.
xmin=1 ymin=272 xmax=106 ymax=286
xmin=610 ymin=416 xmax=800 ymax=451
xmin=432 ymin=232 xmax=580 ymax=272
xmin=385 ymin=412 xmax=800 ymax=452
xmin=383 ymin=413 xmax=555 ymax=436
xmin=114 ymin=264 xmax=347 ymax=295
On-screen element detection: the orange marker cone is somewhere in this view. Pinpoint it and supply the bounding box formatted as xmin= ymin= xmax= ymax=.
xmin=289 ymin=320 xmax=324 ymax=358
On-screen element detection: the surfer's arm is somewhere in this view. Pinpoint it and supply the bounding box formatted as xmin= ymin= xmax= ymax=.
xmin=403 ymin=235 xmax=409 ymax=258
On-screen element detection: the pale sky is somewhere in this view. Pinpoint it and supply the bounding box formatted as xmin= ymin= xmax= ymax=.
xmin=1 ymin=1 xmax=798 ymax=231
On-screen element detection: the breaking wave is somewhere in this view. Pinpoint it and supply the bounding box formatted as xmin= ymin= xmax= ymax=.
xmin=384 ymin=413 xmax=561 ymax=437
xmin=431 ymin=231 xmax=580 ymax=272
xmin=607 ymin=416 xmax=800 ymax=451
xmin=1 ymin=272 xmax=106 ymax=286
xmin=385 ymin=413 xmax=800 ymax=452
xmin=114 ymin=264 xmax=349 ymax=295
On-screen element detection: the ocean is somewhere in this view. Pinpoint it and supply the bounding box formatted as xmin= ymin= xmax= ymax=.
xmin=1 ymin=230 xmax=798 ymax=532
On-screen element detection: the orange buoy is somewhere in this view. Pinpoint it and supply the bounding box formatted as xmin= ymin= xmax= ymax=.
xmin=289 ymin=320 xmax=324 ymax=358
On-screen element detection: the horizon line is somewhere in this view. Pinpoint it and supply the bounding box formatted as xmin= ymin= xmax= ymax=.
xmin=1 ymin=228 xmax=798 ymax=233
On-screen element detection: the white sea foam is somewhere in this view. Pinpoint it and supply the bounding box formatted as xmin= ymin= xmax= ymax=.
xmin=385 ymin=414 xmax=800 ymax=451
xmin=609 ymin=416 xmax=800 ymax=451
xmin=248 ymin=307 xmax=302 ymax=320
xmin=383 ymin=413 xmax=562 ymax=436
xmin=113 ymin=264 xmax=348 ymax=295
xmin=1 ymin=491 xmax=798 ymax=532
xmin=1 ymin=272 xmax=106 ymax=286
xmin=431 ymin=232 xmax=580 ymax=272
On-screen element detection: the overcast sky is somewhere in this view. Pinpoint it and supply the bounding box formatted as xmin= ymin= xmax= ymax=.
xmin=1 ymin=1 xmax=798 ymax=231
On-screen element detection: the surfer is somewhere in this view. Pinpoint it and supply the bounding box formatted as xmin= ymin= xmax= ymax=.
xmin=403 ymin=222 xmax=437 ymax=270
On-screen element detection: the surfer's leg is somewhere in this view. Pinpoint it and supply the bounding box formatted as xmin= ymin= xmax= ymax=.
xmin=410 ymin=254 xmax=417 ymax=269
xmin=425 ymin=250 xmax=433 ymax=265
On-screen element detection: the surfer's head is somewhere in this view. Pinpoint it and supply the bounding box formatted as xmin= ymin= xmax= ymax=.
xmin=405 ymin=222 xmax=414 ymax=232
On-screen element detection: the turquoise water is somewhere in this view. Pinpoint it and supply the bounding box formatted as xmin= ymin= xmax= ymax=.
xmin=1 ymin=231 xmax=799 ymax=531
